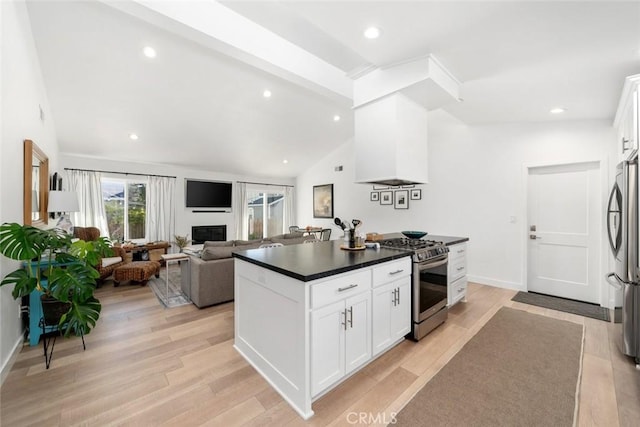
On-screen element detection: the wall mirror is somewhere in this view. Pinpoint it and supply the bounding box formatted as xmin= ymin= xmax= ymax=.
xmin=24 ymin=139 xmax=49 ymax=226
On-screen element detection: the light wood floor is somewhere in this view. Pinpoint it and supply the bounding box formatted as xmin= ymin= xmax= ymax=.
xmin=1 ymin=282 xmax=639 ymax=426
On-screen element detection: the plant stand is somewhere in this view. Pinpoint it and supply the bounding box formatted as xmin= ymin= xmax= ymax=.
xmin=39 ymin=318 xmax=85 ymax=369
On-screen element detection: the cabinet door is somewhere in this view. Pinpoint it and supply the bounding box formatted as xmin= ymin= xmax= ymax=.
xmin=372 ymin=282 xmax=394 ymax=356
xmin=311 ymin=300 xmax=345 ymax=397
xmin=619 ymin=87 xmax=639 ymax=160
xmin=344 ymin=292 xmax=371 ymax=375
xmin=449 ymin=276 xmax=468 ymax=306
xmin=390 ymin=278 xmax=412 ymax=341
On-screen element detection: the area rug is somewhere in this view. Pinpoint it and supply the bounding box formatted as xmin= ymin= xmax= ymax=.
xmin=395 ymin=307 xmax=584 ymax=427
xmin=148 ymin=267 xmax=191 ymax=308
xmin=512 ymin=291 xmax=610 ymax=322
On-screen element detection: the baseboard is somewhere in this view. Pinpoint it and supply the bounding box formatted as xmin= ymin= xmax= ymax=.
xmin=1 ymin=335 xmax=24 ymax=386
xmin=467 ymin=275 xmax=524 ymax=292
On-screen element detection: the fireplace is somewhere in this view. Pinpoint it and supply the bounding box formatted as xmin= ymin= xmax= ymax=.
xmin=192 ymin=225 xmax=227 ymax=244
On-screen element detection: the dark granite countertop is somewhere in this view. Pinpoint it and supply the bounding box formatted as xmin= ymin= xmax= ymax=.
xmin=232 ymin=240 xmax=412 ymax=282
xmin=427 ymin=235 xmax=469 ymax=246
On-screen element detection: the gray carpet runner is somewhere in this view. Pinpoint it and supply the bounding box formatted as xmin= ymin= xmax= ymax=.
xmin=395 ymin=307 xmax=584 ymax=426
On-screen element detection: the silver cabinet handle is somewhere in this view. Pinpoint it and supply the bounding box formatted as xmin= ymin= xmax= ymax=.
xmin=348 ymin=306 xmax=353 ymax=328
xmin=342 ymin=309 xmax=347 ymax=330
xmin=389 ymin=269 xmax=404 ymax=275
xmin=456 ymin=267 xmax=464 ymax=271
xmin=457 ymin=249 xmax=465 ymax=254
xmin=458 ymin=287 xmax=464 ymax=293
xmin=396 ymin=287 xmax=400 ymax=305
xmin=622 ymin=137 xmax=630 ymax=150
xmin=338 ymin=284 xmax=358 ymax=292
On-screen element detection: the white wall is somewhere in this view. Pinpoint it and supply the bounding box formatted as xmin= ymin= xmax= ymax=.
xmin=296 ymin=110 xmax=615 ymax=301
xmin=60 ymin=154 xmax=294 ymax=243
xmin=0 ymin=0 xmax=60 ymax=383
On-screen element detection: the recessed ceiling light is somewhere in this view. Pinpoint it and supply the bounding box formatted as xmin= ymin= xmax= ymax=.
xmin=333 ymin=115 xmax=341 ymax=122
xmin=143 ymin=46 xmax=156 ymax=58
xmin=263 ymin=89 xmax=272 ymax=98
xmin=282 ymin=159 xmax=288 ymax=164
xmin=364 ymin=27 xmax=381 ymax=39
xmin=550 ymin=107 xmax=566 ymax=114
xmin=129 ymin=133 xmax=139 ymax=141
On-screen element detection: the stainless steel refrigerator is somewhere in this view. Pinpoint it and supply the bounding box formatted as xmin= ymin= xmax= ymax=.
xmin=606 ymin=156 xmax=640 ymax=365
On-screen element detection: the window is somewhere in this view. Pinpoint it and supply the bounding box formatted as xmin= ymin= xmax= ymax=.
xmin=247 ymin=190 xmax=284 ymax=240
xmin=101 ymin=179 xmax=146 ymax=241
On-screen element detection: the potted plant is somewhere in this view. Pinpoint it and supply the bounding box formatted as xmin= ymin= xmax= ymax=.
xmin=0 ymin=222 xmax=111 ymax=336
xmin=171 ymin=234 xmax=192 ymax=252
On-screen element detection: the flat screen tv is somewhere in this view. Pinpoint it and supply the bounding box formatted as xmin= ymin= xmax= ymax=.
xmin=185 ymin=179 xmax=232 ymax=211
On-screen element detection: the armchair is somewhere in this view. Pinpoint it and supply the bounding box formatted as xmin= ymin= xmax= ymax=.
xmin=73 ymin=226 xmax=128 ymax=282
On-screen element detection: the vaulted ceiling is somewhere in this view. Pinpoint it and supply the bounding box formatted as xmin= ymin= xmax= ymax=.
xmin=26 ymin=1 xmax=640 ymax=178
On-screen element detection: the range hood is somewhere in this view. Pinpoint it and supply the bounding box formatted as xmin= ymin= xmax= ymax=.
xmin=353 ymin=56 xmax=460 ymax=186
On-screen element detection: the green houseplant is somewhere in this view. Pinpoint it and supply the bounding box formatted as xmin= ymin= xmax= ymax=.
xmin=0 ymin=222 xmax=111 ymax=336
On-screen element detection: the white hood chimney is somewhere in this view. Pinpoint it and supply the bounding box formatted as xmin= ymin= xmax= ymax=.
xmin=353 ymin=56 xmax=460 ymax=186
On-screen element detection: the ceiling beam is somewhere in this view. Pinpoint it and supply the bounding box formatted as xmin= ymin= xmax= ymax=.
xmin=102 ymin=0 xmax=353 ymax=103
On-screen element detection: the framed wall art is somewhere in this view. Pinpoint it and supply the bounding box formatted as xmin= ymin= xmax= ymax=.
xmin=380 ymin=191 xmax=393 ymax=205
xmin=313 ymin=184 xmax=334 ymax=218
xmin=394 ymin=190 xmax=409 ymax=209
xmin=370 ymin=192 xmax=379 ymax=201
xmin=410 ymin=189 xmax=422 ymax=200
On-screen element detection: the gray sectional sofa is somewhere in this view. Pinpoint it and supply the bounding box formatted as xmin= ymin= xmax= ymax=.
xmin=185 ymin=233 xmax=316 ymax=308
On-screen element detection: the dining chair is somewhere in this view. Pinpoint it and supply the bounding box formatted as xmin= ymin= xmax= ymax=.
xmin=320 ymin=229 xmax=332 ymax=241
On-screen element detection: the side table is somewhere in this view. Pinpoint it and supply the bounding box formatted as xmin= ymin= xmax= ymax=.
xmin=160 ymin=253 xmax=191 ymax=305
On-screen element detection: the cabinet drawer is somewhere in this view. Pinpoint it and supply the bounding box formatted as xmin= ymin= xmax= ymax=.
xmin=311 ymin=270 xmax=371 ymax=309
xmin=449 ymin=257 xmax=466 ymax=282
xmin=372 ymin=258 xmax=411 ymax=288
xmin=449 ymin=276 xmax=467 ymax=306
xmin=448 ymin=243 xmax=467 ymax=262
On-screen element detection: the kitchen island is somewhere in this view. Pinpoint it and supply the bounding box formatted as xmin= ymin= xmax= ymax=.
xmin=232 ymin=241 xmax=412 ymax=419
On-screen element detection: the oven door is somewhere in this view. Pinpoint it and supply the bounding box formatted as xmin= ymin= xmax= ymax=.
xmin=413 ymin=255 xmax=448 ymax=323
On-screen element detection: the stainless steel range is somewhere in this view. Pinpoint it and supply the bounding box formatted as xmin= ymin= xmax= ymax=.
xmin=378 ymin=237 xmax=449 ymax=340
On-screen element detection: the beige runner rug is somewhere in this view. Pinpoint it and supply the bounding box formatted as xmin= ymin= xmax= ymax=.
xmin=395 ymin=307 xmax=584 ymax=426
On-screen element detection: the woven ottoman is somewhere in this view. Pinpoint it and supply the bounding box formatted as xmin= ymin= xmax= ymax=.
xmin=113 ymin=261 xmax=161 ymax=287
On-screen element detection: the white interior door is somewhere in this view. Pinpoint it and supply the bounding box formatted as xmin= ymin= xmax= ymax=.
xmin=527 ymin=162 xmax=601 ymax=304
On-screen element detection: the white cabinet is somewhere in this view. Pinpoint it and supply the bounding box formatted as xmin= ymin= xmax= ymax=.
xmin=447 ymin=242 xmax=468 ymax=306
xmin=371 ymin=257 xmax=411 ymax=357
xmin=614 ymin=75 xmax=640 ymax=161
xmin=311 ymin=292 xmax=371 ymax=396
xmin=234 ymin=255 xmax=411 ymax=419
xmin=372 ymin=277 xmax=411 ymax=356
xmin=311 ymin=272 xmax=371 ymax=397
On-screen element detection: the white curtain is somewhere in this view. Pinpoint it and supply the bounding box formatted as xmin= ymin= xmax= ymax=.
xmin=235 ymin=182 xmax=248 ymax=240
xmin=145 ymin=176 xmax=176 ymax=244
xmin=65 ymin=170 xmax=109 ymax=234
xmin=284 ymin=186 xmax=295 ymax=233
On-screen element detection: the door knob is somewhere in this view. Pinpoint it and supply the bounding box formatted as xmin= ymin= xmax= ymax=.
xmin=529 ymin=234 xmax=541 ymax=240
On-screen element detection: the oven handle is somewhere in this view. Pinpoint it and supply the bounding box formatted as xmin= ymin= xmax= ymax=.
xmin=418 ymin=257 xmax=448 ymax=269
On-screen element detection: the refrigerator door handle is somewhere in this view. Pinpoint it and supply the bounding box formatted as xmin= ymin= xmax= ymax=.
xmin=605 ymin=272 xmax=624 ymax=291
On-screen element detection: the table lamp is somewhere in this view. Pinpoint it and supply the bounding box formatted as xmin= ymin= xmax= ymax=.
xmin=47 ymin=190 xmax=79 ymax=234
